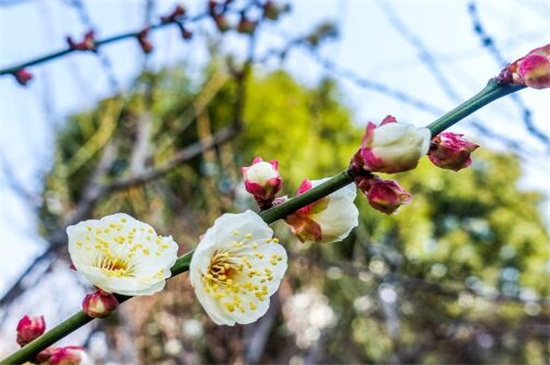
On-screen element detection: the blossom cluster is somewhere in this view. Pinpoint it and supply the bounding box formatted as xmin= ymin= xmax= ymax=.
xmin=59 ymin=116 xmax=480 ymax=330
xmin=349 ymin=115 xmax=479 ymax=214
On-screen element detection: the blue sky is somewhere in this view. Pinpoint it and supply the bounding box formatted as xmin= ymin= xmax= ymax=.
xmin=0 ymin=0 xmax=549 ymax=350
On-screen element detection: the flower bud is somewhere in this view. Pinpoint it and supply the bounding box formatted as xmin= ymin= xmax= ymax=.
xmin=137 ymin=28 xmax=154 ymax=54
xmin=242 ymin=157 xmax=282 ymax=207
xmin=160 ymin=5 xmax=186 ymax=24
xmin=181 ymin=27 xmax=193 ymax=40
xmin=82 ymin=290 xmax=119 ymax=318
xmin=352 ymin=116 xmax=431 ymax=174
xmin=263 ymin=1 xmax=291 ymax=21
xmin=428 ymin=132 xmax=479 ymax=171
xmin=42 ymin=346 xmax=89 ymax=365
xmin=66 ymin=30 xmax=96 ymax=51
xmin=16 ymin=315 xmax=46 ymax=346
xmin=285 ymin=178 xmax=358 ymax=244
xmin=237 ymin=16 xmax=257 ymax=34
xmin=13 ymin=69 xmax=33 ymax=86
xmin=498 ymin=44 xmax=550 ymax=89
xmin=356 ymin=176 xmax=411 ymax=215
xmin=213 ymin=14 xmax=231 ymax=32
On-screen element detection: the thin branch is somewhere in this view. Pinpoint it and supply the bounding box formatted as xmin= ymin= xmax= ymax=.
xmin=467 ymin=1 xmax=549 ymax=146
xmin=65 ymin=0 xmax=120 ymax=92
xmin=0 ymin=6 xmax=210 ymax=76
xmin=109 ymin=124 xmax=240 ymax=190
xmin=296 ymin=45 xmax=537 ymax=158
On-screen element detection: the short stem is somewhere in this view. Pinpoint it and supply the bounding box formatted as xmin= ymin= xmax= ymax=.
xmin=427 ymin=80 xmax=525 ymax=136
xmin=1 ymin=80 xmax=527 ymax=364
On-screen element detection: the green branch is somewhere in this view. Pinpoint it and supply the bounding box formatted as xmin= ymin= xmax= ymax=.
xmin=1 ymin=80 xmax=526 ymax=364
xmin=427 ymin=80 xmax=525 ymax=136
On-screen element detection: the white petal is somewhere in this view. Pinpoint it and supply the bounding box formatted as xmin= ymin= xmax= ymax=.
xmin=305 ymin=179 xmax=359 ymax=244
xmin=190 ymin=211 xmax=287 ymax=326
xmin=67 ymin=213 xmax=178 ymax=296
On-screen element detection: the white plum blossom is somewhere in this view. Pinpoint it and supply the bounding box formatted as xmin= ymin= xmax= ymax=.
xmin=67 ymin=213 xmax=178 ymax=296
xmin=352 ymin=116 xmax=431 ymax=174
xmin=190 ymin=211 xmax=287 ymax=325
xmin=285 ymin=178 xmax=359 ymax=244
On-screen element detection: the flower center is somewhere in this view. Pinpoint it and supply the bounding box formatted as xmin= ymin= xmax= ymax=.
xmin=201 ymin=233 xmax=284 ymax=314
xmin=95 ymin=255 xmax=135 ymax=277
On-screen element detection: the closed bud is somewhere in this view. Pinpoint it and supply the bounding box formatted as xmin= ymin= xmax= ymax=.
xmin=16 ymin=315 xmax=46 ymax=346
xmin=356 ymin=176 xmax=411 ymax=215
xmin=137 ymin=28 xmax=154 ymax=54
xmin=351 ymin=115 xmax=431 ymax=174
xmin=181 ymin=27 xmax=193 ymax=40
xmin=428 ymin=132 xmax=479 ymax=171
xmin=213 ymin=14 xmax=231 ymax=32
xmin=13 ymin=68 xmax=33 ymax=86
xmin=263 ymin=1 xmax=290 ymax=21
xmin=242 ymin=157 xmax=282 ymax=208
xmin=82 ymin=290 xmax=119 ymax=318
xmin=498 ymin=44 xmax=550 ymax=90
xmin=67 ymin=30 xmax=96 ymax=51
xmin=237 ymin=16 xmax=257 ymax=34
xmin=160 ymin=5 xmax=186 ymax=24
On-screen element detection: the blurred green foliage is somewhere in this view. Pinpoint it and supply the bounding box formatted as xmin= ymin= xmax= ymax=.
xmin=42 ymin=65 xmax=548 ymax=364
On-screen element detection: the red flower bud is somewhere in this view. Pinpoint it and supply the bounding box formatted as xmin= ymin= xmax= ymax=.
xmin=67 ymin=30 xmax=96 ymax=51
xmin=428 ymin=132 xmax=479 ymax=171
xmin=181 ymin=28 xmax=193 ymax=40
xmin=160 ymin=5 xmax=186 ymax=23
xmin=16 ymin=315 xmax=46 ymax=346
xmin=137 ymin=28 xmax=154 ymax=54
xmin=82 ymin=290 xmax=119 ymax=318
xmin=13 ymin=69 xmax=33 ymax=86
xmin=242 ymin=157 xmax=282 ymax=209
xmin=237 ymin=16 xmax=257 ymax=34
xmin=356 ymin=176 xmax=411 ymax=215
xmin=498 ymin=44 xmax=550 ymax=89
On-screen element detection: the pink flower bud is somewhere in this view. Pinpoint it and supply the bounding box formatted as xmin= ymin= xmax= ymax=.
xmin=42 ymin=346 xmax=89 ymax=365
xmin=13 ymin=69 xmax=33 ymax=86
xmin=82 ymin=290 xmax=119 ymax=318
xmin=428 ymin=132 xmax=479 ymax=171
xmin=498 ymin=44 xmax=550 ymax=89
xmin=137 ymin=28 xmax=154 ymax=54
xmin=242 ymin=157 xmax=282 ymax=206
xmin=352 ymin=115 xmax=431 ymax=174
xmin=16 ymin=315 xmax=46 ymax=346
xmin=356 ymin=176 xmax=411 ymax=215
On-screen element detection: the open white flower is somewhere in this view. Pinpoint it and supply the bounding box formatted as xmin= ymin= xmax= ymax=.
xmin=285 ymin=178 xmax=359 ymax=244
xmin=67 ymin=213 xmax=178 ymax=296
xmin=190 ymin=211 xmax=287 ymax=325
